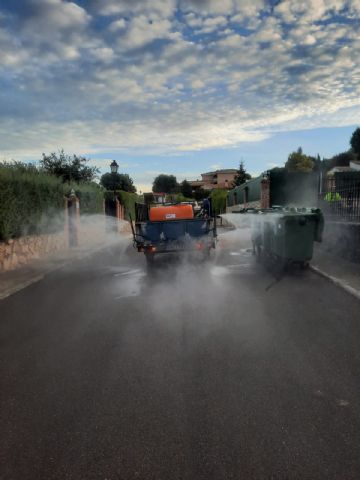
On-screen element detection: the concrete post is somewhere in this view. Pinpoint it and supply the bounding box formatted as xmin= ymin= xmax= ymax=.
xmin=116 ymin=198 xmax=121 ymax=220
xmin=64 ymin=197 xmax=69 ymax=246
xmin=67 ymin=190 xmax=80 ymax=247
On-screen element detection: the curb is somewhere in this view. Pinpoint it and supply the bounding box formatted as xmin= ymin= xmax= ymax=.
xmin=0 ymin=249 xmax=105 ymax=301
xmin=0 ymin=275 xmax=45 ymax=300
xmin=310 ymin=265 xmax=360 ymax=301
xmin=0 ymin=236 xmax=132 ymax=301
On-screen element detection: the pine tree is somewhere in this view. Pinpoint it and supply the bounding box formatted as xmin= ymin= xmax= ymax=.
xmin=234 ymin=161 xmax=251 ymax=186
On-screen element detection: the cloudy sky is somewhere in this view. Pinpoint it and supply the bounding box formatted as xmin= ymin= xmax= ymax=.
xmin=0 ymin=0 xmax=359 ymax=191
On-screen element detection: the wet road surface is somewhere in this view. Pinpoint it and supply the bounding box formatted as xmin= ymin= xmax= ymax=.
xmin=1 ymin=231 xmax=360 ymax=479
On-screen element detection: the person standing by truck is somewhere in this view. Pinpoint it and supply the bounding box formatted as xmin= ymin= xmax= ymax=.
xmin=202 ymin=198 xmax=211 ymax=218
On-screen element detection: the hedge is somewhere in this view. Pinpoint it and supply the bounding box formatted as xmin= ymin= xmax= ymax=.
xmin=70 ymin=182 xmax=104 ymax=215
xmin=104 ymin=190 xmax=139 ymax=220
xmin=117 ymin=191 xmax=138 ymax=220
xmin=0 ymin=164 xmax=63 ymax=240
xmin=0 ymin=163 xmax=104 ymax=241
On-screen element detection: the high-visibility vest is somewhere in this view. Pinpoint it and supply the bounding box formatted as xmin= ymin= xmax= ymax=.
xmin=325 ymin=192 xmax=341 ymax=202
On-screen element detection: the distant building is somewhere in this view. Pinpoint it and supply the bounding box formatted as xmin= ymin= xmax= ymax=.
xmin=144 ymin=192 xmax=167 ymax=204
xmin=350 ymin=160 xmax=360 ymax=171
xmin=326 ymin=162 xmax=360 ymax=192
xmin=189 ymin=169 xmax=238 ymax=192
xmin=327 ymin=161 xmax=360 ymax=176
xmin=327 ymin=166 xmax=357 ymax=175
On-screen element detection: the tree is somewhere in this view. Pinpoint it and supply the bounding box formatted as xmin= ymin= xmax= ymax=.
xmin=312 ymin=154 xmax=322 ymax=172
xmin=152 ymin=174 xmax=179 ymax=193
xmin=285 ymin=147 xmax=314 ymax=172
xmin=100 ymin=173 xmax=136 ymax=193
xmin=193 ymin=187 xmax=208 ymax=201
xmin=180 ymin=179 xmax=193 ymax=198
xmin=350 ymin=127 xmax=360 ymax=158
xmin=40 ymin=150 xmax=98 ymax=183
xmin=330 ymin=151 xmax=355 ymax=168
xmin=234 ymin=161 xmax=251 ymax=186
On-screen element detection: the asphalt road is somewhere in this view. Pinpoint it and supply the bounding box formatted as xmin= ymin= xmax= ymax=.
xmin=1 ymin=230 xmax=360 ymax=480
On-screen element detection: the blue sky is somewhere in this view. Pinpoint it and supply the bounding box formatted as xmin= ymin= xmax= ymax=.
xmin=0 ymin=0 xmax=359 ymax=191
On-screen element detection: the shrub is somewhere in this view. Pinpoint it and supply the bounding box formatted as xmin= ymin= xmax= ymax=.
xmin=0 ymin=163 xmax=64 ymax=241
xmin=118 ymin=191 xmax=138 ymax=220
xmin=104 ymin=190 xmax=139 ymax=220
xmin=69 ymin=182 xmax=104 ymax=215
xmin=210 ymin=189 xmax=228 ymax=215
xmin=0 ymin=163 xmax=105 ymax=241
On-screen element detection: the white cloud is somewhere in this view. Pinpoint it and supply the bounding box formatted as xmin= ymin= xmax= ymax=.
xmin=210 ymin=163 xmax=222 ymax=170
xmin=108 ymin=18 xmax=127 ymax=32
xmin=273 ymin=0 xmax=357 ymax=23
xmin=181 ymin=0 xmax=234 ymax=15
xmin=191 ymin=79 xmax=205 ymax=89
xmin=0 ymin=0 xmax=359 ymax=160
xmin=184 ymin=13 xmax=203 ymax=28
xmin=196 ymin=16 xmax=228 ymax=34
xmin=303 ymin=34 xmax=317 ymax=45
xmin=118 ymin=15 xmax=176 ymax=49
xmin=95 ymin=0 xmax=177 ymax=18
xmin=90 ymin=47 xmax=115 ymax=63
xmin=22 ymin=0 xmax=90 ymax=34
xmin=0 ymin=0 xmax=92 ymax=66
xmin=267 ymin=162 xmax=280 ymax=169
xmin=230 ymin=0 xmax=266 ymax=27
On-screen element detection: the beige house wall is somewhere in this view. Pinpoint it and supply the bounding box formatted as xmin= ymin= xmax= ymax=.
xmin=200 ymin=171 xmax=237 ymax=189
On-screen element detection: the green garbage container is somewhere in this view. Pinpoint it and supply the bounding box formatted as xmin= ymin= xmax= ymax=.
xmin=255 ymin=207 xmax=324 ymax=267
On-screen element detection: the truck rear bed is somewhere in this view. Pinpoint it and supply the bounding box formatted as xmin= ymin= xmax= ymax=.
xmin=135 ymin=218 xmax=215 ymax=252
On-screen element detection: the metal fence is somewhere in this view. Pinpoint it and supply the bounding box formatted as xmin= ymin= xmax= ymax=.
xmin=319 ymin=172 xmax=360 ymax=222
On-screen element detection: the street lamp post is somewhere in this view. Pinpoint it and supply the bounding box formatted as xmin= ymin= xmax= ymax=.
xmin=110 ymin=160 xmax=119 ymax=174
xmin=110 ymin=160 xmax=119 ymax=199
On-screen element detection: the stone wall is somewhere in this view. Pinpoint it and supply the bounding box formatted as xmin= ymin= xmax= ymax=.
xmin=0 ymin=233 xmax=67 ymax=272
xmin=0 ymin=195 xmax=132 ymax=273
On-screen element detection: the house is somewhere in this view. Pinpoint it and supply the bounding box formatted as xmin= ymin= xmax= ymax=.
xmin=189 ymin=169 xmax=238 ymax=192
xmin=350 ymin=160 xmax=360 ymax=171
xmin=327 ymin=166 xmax=357 ymax=175
xmin=326 ymin=164 xmax=360 ymax=191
